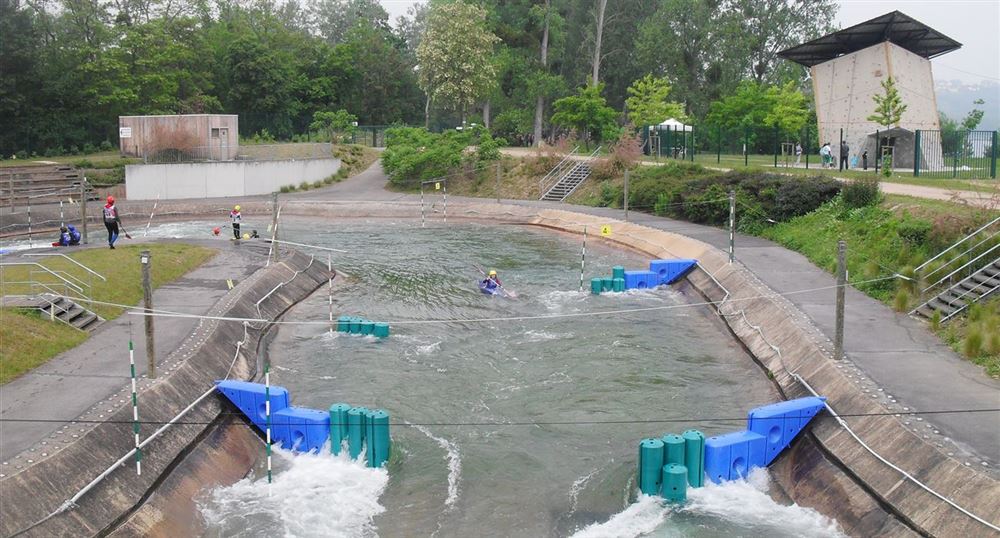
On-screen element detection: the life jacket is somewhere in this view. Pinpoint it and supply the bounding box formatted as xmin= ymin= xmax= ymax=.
xmin=231 ymin=210 xmax=241 ymax=223
xmin=103 ymin=203 xmax=117 ymax=223
xmin=482 ymin=278 xmax=497 ymax=289
xmin=67 ymin=225 xmax=81 ymax=244
xmin=59 ymin=231 xmax=71 ymax=246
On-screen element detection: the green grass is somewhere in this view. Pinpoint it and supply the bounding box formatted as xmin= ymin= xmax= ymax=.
xmin=0 ymin=308 xmax=88 ymax=384
xmin=0 ymin=243 xmax=215 ymax=320
xmin=0 ymin=150 xmax=135 ymax=168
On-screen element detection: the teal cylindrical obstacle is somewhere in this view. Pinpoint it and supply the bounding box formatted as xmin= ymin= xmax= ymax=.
xmin=349 ymin=317 xmax=363 ymax=334
xmin=347 ymin=406 xmax=368 ymax=459
xmin=612 ymin=278 xmax=625 ymax=292
xmin=682 ymin=429 xmax=705 ymax=487
xmin=329 ymin=403 xmax=352 ymax=454
xmin=601 ymin=277 xmax=613 ymax=292
xmin=663 ymin=434 xmax=685 ymax=465
xmin=638 ymin=438 xmax=665 ymax=495
xmin=365 ymin=409 xmax=391 ymax=468
xmin=337 ymin=316 xmax=351 ymax=332
xmin=612 ymin=266 xmax=625 ymax=280
xmin=360 ymin=320 xmax=374 ymax=336
xmin=661 ymin=463 xmax=688 ymax=502
xmin=591 ymin=277 xmax=603 ymax=295
xmin=373 ymin=322 xmax=390 ymax=338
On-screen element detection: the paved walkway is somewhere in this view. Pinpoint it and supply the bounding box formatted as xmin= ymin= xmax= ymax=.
xmin=306 ymin=161 xmax=1000 ymax=464
xmin=0 ymin=240 xmax=263 ymax=461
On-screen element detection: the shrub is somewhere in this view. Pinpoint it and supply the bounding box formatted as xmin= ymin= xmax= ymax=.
xmin=892 ymin=289 xmax=910 ymax=312
xmin=279 ymin=185 xmax=293 ymax=193
xmin=381 ymin=127 xmax=473 ymax=187
xmin=68 ymin=145 xmax=79 ymax=155
xmin=843 ymin=177 xmax=881 ymax=209
xmin=82 ymin=143 xmax=96 ymax=154
xmin=299 ymin=181 xmax=310 ymax=190
xmin=963 ymin=327 xmax=983 ymax=358
xmin=897 ymin=218 xmax=932 ymax=245
xmin=477 ymin=132 xmax=503 ymax=162
xmin=930 ymin=310 xmax=941 ymax=331
xmin=99 ymin=140 xmax=113 ymax=151
xmin=987 ymin=331 xmax=1000 ymax=356
xmin=312 ymin=180 xmax=323 ymax=189
xmin=15 ymin=150 xmax=28 ymax=160
xmin=73 ymin=159 xmax=95 ymax=168
xmin=881 ymin=155 xmax=892 ymax=178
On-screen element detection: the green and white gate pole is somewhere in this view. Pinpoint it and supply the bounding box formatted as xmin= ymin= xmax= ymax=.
xmin=327 ymin=254 xmax=334 ymax=335
xmin=579 ymin=225 xmax=587 ymax=292
xmin=128 ymin=327 xmax=142 ymax=475
xmin=265 ymin=364 xmax=273 ymax=487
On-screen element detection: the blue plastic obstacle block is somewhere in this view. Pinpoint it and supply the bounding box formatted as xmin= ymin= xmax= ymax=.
xmin=648 ymin=259 xmax=698 ymax=285
xmin=747 ymin=396 xmax=827 ymax=465
xmin=624 ymin=270 xmax=659 ymax=290
xmin=215 ymin=380 xmax=289 ymax=431
xmin=704 ymin=430 xmax=766 ymax=483
xmin=272 ymin=406 xmax=330 ymax=453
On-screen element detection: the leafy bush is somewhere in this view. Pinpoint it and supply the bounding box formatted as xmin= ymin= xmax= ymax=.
xmin=477 ymin=132 xmax=504 ymax=162
xmin=897 ymin=218 xmax=932 ymax=245
xmin=843 ymin=177 xmax=881 ymax=209
xmin=99 ymin=140 xmax=113 ymax=151
xmin=82 ymin=143 xmax=97 ymax=154
xmin=279 ymin=185 xmax=293 ymax=193
xmin=15 ymin=150 xmax=27 ymax=160
xmin=381 ymin=127 xmax=474 ymax=187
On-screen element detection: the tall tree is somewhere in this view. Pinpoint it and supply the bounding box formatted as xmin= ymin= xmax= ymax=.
xmin=533 ymin=0 xmax=551 ymax=146
xmin=551 ymin=83 xmax=618 ymax=147
xmin=416 ymin=1 xmax=499 ymax=126
xmin=311 ymin=0 xmax=389 ymax=44
xmin=625 ymin=74 xmax=686 ymax=127
xmin=591 ymin=0 xmax=607 ymax=86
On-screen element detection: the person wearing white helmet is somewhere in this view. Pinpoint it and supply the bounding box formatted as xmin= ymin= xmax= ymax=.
xmin=230 ymin=204 xmax=242 ymax=239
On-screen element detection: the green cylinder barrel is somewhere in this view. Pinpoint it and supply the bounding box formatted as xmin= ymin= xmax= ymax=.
xmin=347 ymin=406 xmax=368 ymax=459
xmin=612 ymin=266 xmax=625 ymax=280
xmin=329 ymin=403 xmax=352 ymax=454
xmin=591 ymin=277 xmax=603 ymax=295
xmin=601 ymin=277 xmax=613 ymax=292
xmin=638 ymin=438 xmax=665 ymax=495
xmin=337 ymin=316 xmax=351 ymax=332
xmin=360 ymin=321 xmax=374 ymax=336
xmin=612 ymin=278 xmax=625 ymax=292
xmin=349 ymin=317 xmax=363 ymax=334
xmin=373 ymin=322 xmax=390 ymax=338
xmin=682 ymin=429 xmax=705 ymax=487
xmin=661 ymin=463 xmax=688 ymax=502
xmin=663 ymin=434 xmax=685 ymax=465
xmin=364 ymin=409 xmax=390 ymax=468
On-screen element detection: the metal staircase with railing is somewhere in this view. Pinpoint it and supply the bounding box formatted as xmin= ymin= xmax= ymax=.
xmin=539 ymin=146 xmax=602 ymax=202
xmin=1 ymin=293 xmax=104 ymax=331
xmin=910 ymin=216 xmax=1000 ymax=322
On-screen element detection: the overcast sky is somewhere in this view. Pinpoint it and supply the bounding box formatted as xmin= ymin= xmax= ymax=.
xmin=379 ymin=0 xmax=999 ymax=86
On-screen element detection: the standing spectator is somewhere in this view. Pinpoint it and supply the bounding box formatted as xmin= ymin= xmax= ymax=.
xmin=103 ymin=195 xmax=122 ymax=249
xmin=819 ymin=143 xmax=832 ymax=168
xmin=862 ymin=150 xmax=869 ymax=170
xmin=230 ymin=205 xmax=242 ymax=239
xmin=795 ymin=143 xmax=803 ymax=166
xmin=840 ymin=140 xmax=850 ymax=170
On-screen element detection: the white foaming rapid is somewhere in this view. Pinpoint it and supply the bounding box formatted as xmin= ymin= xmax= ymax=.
xmin=570 ymin=469 xmax=844 ymax=538
xmin=413 ymin=425 xmax=462 ymax=508
xmin=199 ymin=447 xmax=389 ymax=538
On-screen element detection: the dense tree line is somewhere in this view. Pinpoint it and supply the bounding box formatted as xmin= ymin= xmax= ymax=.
xmin=0 ymin=0 xmax=836 ymax=155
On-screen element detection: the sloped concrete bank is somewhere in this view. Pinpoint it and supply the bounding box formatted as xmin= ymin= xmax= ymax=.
xmin=278 ymin=200 xmax=999 ymax=537
xmin=0 ymin=249 xmax=329 ymax=537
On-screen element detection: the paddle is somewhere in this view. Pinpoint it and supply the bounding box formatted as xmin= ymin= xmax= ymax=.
xmin=118 ymin=222 xmax=133 ymax=240
xmin=472 ymin=264 xmax=517 ymax=298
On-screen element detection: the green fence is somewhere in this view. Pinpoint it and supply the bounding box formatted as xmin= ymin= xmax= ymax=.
xmin=914 ymin=129 xmax=997 ymax=179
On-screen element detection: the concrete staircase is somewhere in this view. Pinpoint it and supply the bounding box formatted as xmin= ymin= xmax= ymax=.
xmin=539 ymin=147 xmax=601 ymax=202
xmin=913 ymin=259 xmax=1000 ymax=322
xmin=2 ymin=294 xmax=104 ymax=331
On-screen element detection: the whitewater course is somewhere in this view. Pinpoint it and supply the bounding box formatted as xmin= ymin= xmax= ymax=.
xmin=1 ymin=163 xmax=998 ymax=537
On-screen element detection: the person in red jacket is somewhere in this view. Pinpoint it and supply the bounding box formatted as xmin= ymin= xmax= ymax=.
xmin=103 ymin=195 xmax=122 ymax=249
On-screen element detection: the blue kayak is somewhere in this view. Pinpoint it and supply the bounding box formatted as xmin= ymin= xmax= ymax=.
xmin=479 ymin=281 xmax=501 ymax=295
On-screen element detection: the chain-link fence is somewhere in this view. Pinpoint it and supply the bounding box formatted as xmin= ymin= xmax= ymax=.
xmin=914 ymin=130 xmax=998 ymax=179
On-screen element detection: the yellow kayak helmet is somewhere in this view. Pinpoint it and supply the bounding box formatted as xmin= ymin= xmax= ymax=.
xmin=234 ymin=205 xmax=241 ymax=211
xmin=489 ymin=270 xmax=497 ymax=276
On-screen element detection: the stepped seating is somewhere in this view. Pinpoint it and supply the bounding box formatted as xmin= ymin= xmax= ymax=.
xmin=0 ymin=165 xmax=84 ymax=206
xmin=2 ymin=293 xmax=104 ymax=332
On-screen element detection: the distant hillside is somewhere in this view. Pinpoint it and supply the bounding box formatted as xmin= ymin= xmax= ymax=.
xmin=934 ymin=80 xmax=1000 ymax=131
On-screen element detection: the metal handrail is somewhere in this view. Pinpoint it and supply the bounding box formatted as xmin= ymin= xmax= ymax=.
xmin=553 ymin=146 xmax=603 ymax=201
xmin=921 ymin=244 xmax=1000 ymax=294
xmin=25 ymin=253 xmax=107 ymax=281
xmin=919 ymin=229 xmax=1000 ymax=284
xmin=914 ymin=215 xmax=1000 ymax=274
xmin=539 ymin=158 xmax=578 ymax=196
xmin=35 ymin=269 xmax=90 ymax=294
xmin=538 ymin=145 xmax=580 ymax=195
xmin=942 ymin=281 xmax=1000 ymax=322
xmin=0 ymin=263 xmax=84 ymax=294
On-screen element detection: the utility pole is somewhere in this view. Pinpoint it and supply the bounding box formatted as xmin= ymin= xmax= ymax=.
xmin=269 ymin=192 xmax=280 ymax=263
xmin=140 ymin=250 xmax=156 ymax=378
xmin=80 ymin=179 xmax=88 ymax=244
xmin=728 ymin=190 xmax=736 ymax=263
xmin=834 ymin=240 xmax=847 ymax=361
xmin=623 ymin=169 xmax=630 ymax=222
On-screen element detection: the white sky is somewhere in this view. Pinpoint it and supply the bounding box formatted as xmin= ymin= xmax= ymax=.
xmin=379 ymin=0 xmax=1000 ymax=85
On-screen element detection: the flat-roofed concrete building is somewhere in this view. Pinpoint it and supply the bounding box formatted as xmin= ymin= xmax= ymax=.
xmin=778 ymin=11 xmax=960 ymax=168
xmin=118 ymin=114 xmax=239 ymax=161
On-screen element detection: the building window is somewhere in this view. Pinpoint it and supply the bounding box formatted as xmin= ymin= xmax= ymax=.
xmin=211 ymin=128 xmax=221 ymax=138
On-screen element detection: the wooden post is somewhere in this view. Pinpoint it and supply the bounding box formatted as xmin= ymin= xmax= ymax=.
xmin=269 ymin=192 xmax=279 ymax=263
xmin=728 ymin=190 xmax=736 ymax=263
xmin=834 ymin=240 xmax=846 ymax=361
xmin=80 ymin=180 xmax=88 ymax=244
xmin=623 ymin=169 xmax=629 ymax=222
xmin=140 ymin=250 xmax=156 ymax=378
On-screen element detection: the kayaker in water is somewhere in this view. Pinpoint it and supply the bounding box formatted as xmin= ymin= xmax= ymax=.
xmin=481 ymin=269 xmax=502 ymax=291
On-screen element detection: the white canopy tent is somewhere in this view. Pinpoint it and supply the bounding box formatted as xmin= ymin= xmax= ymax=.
xmin=653 ymin=118 xmax=692 ymax=132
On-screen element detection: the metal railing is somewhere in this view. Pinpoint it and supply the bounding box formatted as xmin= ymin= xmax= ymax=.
xmin=537 ymin=146 xmax=580 ymax=197
xmin=0 ymin=262 xmax=85 ymax=296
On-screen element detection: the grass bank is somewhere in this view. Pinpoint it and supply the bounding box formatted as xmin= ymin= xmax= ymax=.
xmin=278 ymin=144 xmax=379 ymax=193
xmin=0 ymin=243 xmax=215 ymax=383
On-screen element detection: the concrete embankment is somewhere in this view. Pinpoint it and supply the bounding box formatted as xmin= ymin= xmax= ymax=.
xmin=0 ymin=249 xmax=329 ymax=537
xmin=276 ymin=200 xmax=999 ymax=537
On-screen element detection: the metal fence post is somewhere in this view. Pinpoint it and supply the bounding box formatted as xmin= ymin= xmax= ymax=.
xmin=80 ymin=180 xmax=88 ymax=244
xmin=913 ymin=130 xmax=921 ymax=177
xmin=838 ymin=128 xmax=844 ymax=171
xmin=690 ymin=127 xmax=695 ymax=162
xmin=805 ymin=124 xmax=810 ymax=169
xmin=875 ymin=129 xmax=880 ymax=175
xmin=773 ymin=125 xmax=779 ymax=168
xmin=744 ymin=127 xmax=749 ymax=167
xmin=716 ymin=125 xmax=721 ymax=164
xmin=728 ymin=190 xmax=736 ymax=264
xmin=991 ymin=130 xmax=998 ymax=179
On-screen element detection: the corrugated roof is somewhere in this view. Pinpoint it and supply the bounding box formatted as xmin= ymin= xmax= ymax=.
xmin=777 ymin=11 xmax=961 ymax=67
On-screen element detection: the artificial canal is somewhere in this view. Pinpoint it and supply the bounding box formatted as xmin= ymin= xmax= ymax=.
xmin=146 ymin=218 xmax=844 ymax=537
